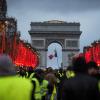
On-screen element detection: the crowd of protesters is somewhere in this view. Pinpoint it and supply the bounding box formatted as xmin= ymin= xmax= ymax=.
xmin=0 ymin=54 xmax=100 ymax=100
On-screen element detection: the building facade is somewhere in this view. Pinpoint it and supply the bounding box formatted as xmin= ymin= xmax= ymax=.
xmin=0 ymin=0 xmax=7 ymax=18
xmin=0 ymin=0 xmax=19 ymax=54
xmin=29 ymin=20 xmax=82 ymax=69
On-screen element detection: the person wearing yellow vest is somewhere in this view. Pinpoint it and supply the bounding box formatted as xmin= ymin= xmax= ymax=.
xmin=66 ymin=70 xmax=75 ymax=79
xmin=31 ymin=69 xmax=50 ymax=100
xmin=45 ymin=69 xmax=57 ymax=100
xmin=0 ymin=54 xmax=33 ymax=100
xmin=58 ymin=68 xmax=64 ymax=78
xmin=31 ymin=78 xmax=49 ymax=100
xmin=26 ymin=67 xmax=35 ymax=79
xmin=25 ymin=71 xmax=35 ymax=79
xmin=50 ymin=84 xmax=57 ymax=100
xmin=31 ymin=69 xmax=44 ymax=100
xmin=40 ymin=79 xmax=49 ymax=99
xmin=32 ymin=77 xmax=42 ymax=100
xmin=66 ymin=66 xmax=75 ymax=79
xmin=29 ymin=72 xmax=35 ymax=79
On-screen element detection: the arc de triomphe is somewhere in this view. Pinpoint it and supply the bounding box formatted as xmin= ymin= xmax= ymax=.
xmin=29 ymin=20 xmax=82 ymax=69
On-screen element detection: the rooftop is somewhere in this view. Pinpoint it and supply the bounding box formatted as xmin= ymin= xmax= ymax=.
xmin=31 ymin=20 xmax=80 ymax=26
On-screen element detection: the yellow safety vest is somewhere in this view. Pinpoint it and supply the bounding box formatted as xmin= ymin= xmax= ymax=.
xmin=50 ymin=85 xmax=57 ymax=100
xmin=32 ymin=78 xmax=41 ymax=100
xmin=26 ymin=72 xmax=35 ymax=79
xmin=26 ymin=72 xmax=29 ymax=78
xmin=41 ymin=79 xmax=48 ymax=96
xmin=29 ymin=73 xmax=35 ymax=79
xmin=66 ymin=70 xmax=75 ymax=79
xmin=58 ymin=72 xmax=64 ymax=78
xmin=0 ymin=76 xmax=33 ymax=100
xmin=57 ymin=78 xmax=60 ymax=84
xmin=98 ymin=81 xmax=100 ymax=93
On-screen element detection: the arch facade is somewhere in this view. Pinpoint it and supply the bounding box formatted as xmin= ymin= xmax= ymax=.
xmin=29 ymin=20 xmax=82 ymax=69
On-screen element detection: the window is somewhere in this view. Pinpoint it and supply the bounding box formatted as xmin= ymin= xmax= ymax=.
xmin=66 ymin=40 xmax=78 ymax=48
xmin=32 ymin=40 xmax=44 ymax=47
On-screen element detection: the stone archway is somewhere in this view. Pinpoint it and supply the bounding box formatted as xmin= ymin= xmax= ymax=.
xmin=29 ymin=20 xmax=82 ymax=69
xmin=47 ymin=42 xmax=62 ymax=69
xmin=46 ymin=39 xmax=64 ymax=49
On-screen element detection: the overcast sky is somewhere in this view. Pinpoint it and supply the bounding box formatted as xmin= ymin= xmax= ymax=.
xmin=7 ymin=0 xmax=100 ymax=51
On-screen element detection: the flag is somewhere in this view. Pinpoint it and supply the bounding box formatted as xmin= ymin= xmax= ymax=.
xmin=48 ymin=54 xmax=54 ymax=59
xmin=54 ymin=49 xmax=57 ymax=57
